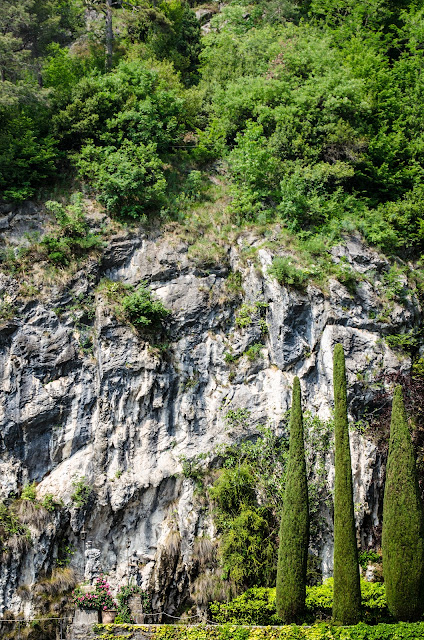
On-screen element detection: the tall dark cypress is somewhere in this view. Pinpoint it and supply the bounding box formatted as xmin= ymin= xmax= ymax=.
xmin=332 ymin=343 xmax=361 ymax=625
xmin=276 ymin=376 xmax=309 ymax=622
xmin=382 ymin=385 xmax=424 ymax=621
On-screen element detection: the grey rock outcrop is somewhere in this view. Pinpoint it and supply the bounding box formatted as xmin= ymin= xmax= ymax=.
xmin=0 ymin=225 xmax=418 ymax=616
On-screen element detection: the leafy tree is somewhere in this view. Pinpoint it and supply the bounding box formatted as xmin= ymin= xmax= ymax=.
xmin=276 ymin=376 xmax=309 ymax=622
xmin=210 ymin=428 xmax=288 ymax=589
xmin=0 ymin=0 xmax=33 ymax=83
xmin=332 ymin=343 xmax=361 ymax=625
xmin=210 ymin=464 xmax=277 ymax=588
xmin=147 ymin=0 xmax=201 ymax=82
xmin=0 ymin=105 xmax=57 ymax=201
xmin=382 ymin=385 xmax=424 ymax=621
xmin=54 ymin=59 xmax=185 ymax=150
xmin=0 ymin=0 xmax=80 ymax=200
xmin=77 ymin=140 xmax=167 ymax=218
xmin=0 ymin=0 xmax=83 ymax=85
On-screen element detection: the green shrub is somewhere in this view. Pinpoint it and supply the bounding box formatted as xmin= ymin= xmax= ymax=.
xmin=71 ymin=477 xmax=92 ymax=508
xmin=235 ymin=302 xmax=268 ymax=330
xmin=179 ymin=453 xmax=207 ymax=485
xmin=0 ymin=296 xmax=16 ymax=321
xmin=359 ymin=550 xmax=381 ymax=572
xmin=244 ymin=343 xmax=264 ymax=361
xmin=268 ymin=257 xmax=309 ymax=289
xmin=209 ymin=588 xmax=279 ymax=626
xmin=225 ymin=271 xmax=244 ymax=296
xmin=210 ymin=427 xmax=288 ymax=589
xmin=116 ymin=585 xmax=151 ymax=624
xmin=77 ymin=140 xmax=167 ymax=219
xmin=386 ymin=331 xmax=420 ymax=354
xmin=0 ymin=502 xmax=31 ymax=554
xmin=209 ymin=465 xmax=276 ymax=588
xmin=41 ymin=196 xmax=102 ymax=265
xmin=41 ymin=494 xmax=62 ymax=513
xmin=21 ymin=482 xmax=37 ymax=502
xmin=95 ymin=622 xmax=424 ymax=639
xmin=382 ymin=385 xmax=424 ymax=621
xmin=0 ymin=107 xmax=58 ymax=202
xmin=122 ymin=283 xmax=171 ymax=330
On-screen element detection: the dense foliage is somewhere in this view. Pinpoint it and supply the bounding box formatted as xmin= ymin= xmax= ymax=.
xmin=95 ymin=621 xmax=424 ymax=640
xmin=209 ymin=427 xmax=288 ymax=589
xmin=276 ymin=377 xmax=309 ymax=622
xmin=207 ymin=410 xmax=333 ymax=594
xmin=332 ymin=344 xmax=361 ymax=625
xmin=382 ymin=385 xmax=424 ymax=621
xmin=99 ymin=279 xmax=171 ymax=334
xmin=209 ymin=579 xmax=390 ymax=625
xmin=1 ymin=0 xmax=424 ymax=263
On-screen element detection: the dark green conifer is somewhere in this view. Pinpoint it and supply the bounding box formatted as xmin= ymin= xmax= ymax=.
xmin=332 ymin=343 xmax=361 ymax=625
xmin=382 ymin=385 xmax=424 ymax=621
xmin=276 ymin=376 xmax=309 ymax=622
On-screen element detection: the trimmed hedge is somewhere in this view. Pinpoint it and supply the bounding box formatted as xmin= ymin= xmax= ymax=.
xmin=209 ymin=580 xmax=391 ymax=625
xmin=94 ymin=623 xmax=424 ymax=639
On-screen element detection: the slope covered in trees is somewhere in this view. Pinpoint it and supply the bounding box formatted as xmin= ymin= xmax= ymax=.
xmin=1 ymin=0 xmax=424 ymax=260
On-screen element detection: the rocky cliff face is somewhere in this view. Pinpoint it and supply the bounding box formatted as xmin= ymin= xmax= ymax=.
xmin=0 ymin=207 xmax=417 ymax=617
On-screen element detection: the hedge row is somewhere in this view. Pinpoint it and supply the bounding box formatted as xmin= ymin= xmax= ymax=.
xmin=94 ymin=623 xmax=424 ymax=640
xmin=209 ymin=580 xmax=390 ymax=625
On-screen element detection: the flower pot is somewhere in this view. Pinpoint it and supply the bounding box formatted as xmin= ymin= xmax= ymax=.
xmin=74 ymin=608 xmax=100 ymax=626
xmin=102 ymin=610 xmax=117 ymax=624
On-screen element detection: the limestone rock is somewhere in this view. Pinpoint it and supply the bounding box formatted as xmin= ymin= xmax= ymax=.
xmin=0 ymin=226 xmax=418 ymax=616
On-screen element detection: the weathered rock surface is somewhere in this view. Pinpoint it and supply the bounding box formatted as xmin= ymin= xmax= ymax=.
xmin=0 ymin=223 xmax=418 ymax=616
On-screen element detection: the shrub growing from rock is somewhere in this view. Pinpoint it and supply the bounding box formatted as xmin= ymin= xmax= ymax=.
xmin=382 ymin=385 xmax=424 ymax=621
xmin=332 ymin=344 xmax=361 ymax=625
xmin=276 ymin=376 xmax=309 ymax=622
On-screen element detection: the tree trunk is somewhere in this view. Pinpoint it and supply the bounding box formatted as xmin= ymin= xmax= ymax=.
xmin=105 ymin=0 xmax=113 ymax=70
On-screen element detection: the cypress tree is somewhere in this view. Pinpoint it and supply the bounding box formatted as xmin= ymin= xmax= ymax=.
xmin=332 ymin=343 xmax=361 ymax=625
xmin=382 ymin=385 xmax=424 ymax=621
xmin=276 ymin=376 xmax=309 ymax=622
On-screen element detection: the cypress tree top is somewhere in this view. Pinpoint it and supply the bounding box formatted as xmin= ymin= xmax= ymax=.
xmin=276 ymin=376 xmax=309 ymax=623
xmin=332 ymin=343 xmax=361 ymax=626
xmin=382 ymin=385 xmax=424 ymax=621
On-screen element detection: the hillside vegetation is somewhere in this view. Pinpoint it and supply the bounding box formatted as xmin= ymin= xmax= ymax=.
xmin=1 ymin=0 xmax=424 ymax=260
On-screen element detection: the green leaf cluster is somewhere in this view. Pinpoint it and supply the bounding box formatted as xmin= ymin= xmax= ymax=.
xmin=209 ymin=579 xmax=390 ymax=626
xmin=41 ymin=195 xmax=103 ymax=265
xmin=0 ymin=502 xmax=31 ymax=554
xmin=116 ymin=585 xmax=151 ymax=624
xmin=70 ymin=476 xmax=92 ymax=508
xmin=268 ymin=257 xmax=309 ymax=290
xmin=94 ymin=622 xmax=424 ymax=640
xmin=197 ymin=3 xmax=424 ymax=256
xmin=210 ymin=427 xmax=288 ymax=588
xmin=2 ymin=0 xmax=424 ymax=267
xmin=122 ymin=283 xmax=171 ymax=330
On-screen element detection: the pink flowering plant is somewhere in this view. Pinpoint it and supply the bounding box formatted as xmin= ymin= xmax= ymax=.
xmin=72 ymin=575 xmax=117 ymax=611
